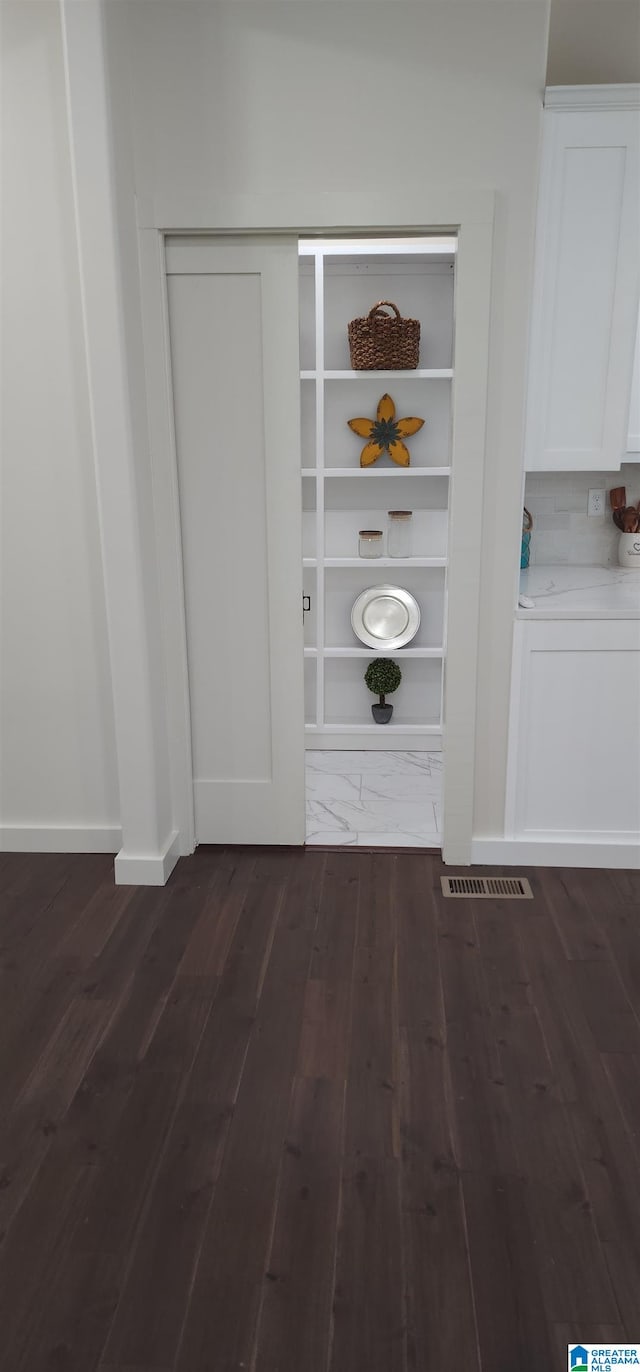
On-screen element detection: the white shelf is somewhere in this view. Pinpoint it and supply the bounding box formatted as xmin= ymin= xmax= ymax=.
xmin=324 ymin=646 xmax=443 ymax=658
xmin=321 ymin=467 xmax=451 ymax=478
xmin=301 ymin=368 xmax=452 ymax=381
xmin=305 ymin=721 xmax=442 ymax=735
xmin=305 ymin=558 xmax=446 ymax=569
xmin=324 ymin=557 xmax=446 ymax=569
xmin=299 ymin=236 xmax=457 ymax=258
xmin=305 ymin=645 xmax=443 ymax=659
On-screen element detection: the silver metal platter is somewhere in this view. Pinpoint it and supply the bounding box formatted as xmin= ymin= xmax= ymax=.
xmin=350 ymin=585 xmax=421 ymax=650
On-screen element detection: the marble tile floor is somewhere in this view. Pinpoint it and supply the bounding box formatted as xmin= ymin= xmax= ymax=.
xmin=305 ymin=750 xmax=443 ymax=847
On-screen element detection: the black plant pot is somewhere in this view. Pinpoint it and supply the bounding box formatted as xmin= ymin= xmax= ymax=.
xmin=372 ymin=702 xmax=393 ymax=724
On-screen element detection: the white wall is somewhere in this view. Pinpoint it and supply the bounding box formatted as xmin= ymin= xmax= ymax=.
xmin=0 ymin=1 xmax=119 ymax=840
xmin=123 ymin=0 xmax=550 ymax=839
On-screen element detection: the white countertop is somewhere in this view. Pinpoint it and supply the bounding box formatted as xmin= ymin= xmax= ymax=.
xmin=517 ymin=564 xmax=640 ymax=619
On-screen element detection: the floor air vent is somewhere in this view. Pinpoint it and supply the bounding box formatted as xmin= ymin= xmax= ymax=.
xmin=441 ymin=875 xmax=533 ymax=899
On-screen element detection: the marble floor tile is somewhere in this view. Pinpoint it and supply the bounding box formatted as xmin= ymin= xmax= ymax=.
xmin=313 ymin=797 xmax=439 ymax=836
xmin=305 ymin=751 xmax=443 ymax=848
xmin=360 ymin=772 xmax=441 ymax=802
xmin=397 ymin=749 xmax=443 ymax=775
xmin=306 ymin=750 xmax=439 ymax=777
xmin=413 ymin=750 xmax=443 ymax=771
xmin=305 ymin=751 xmax=385 ymax=776
xmin=306 ymin=800 xmax=353 ymax=836
xmin=305 ymin=830 xmax=359 ymax=846
xmin=359 ymin=831 xmax=436 ymax=847
xmin=305 ymin=770 xmax=362 ymax=802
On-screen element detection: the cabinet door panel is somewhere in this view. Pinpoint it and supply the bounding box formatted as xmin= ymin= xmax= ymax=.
xmin=525 ymin=109 xmax=640 ymax=471
xmin=627 ymin=309 xmax=640 ymax=454
xmin=511 ymin=621 xmax=640 ymax=838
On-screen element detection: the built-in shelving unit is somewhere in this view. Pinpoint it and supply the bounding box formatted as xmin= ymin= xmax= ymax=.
xmin=299 ymin=236 xmax=456 ymax=749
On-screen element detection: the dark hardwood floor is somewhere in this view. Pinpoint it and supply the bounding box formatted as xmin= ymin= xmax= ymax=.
xmin=0 ymin=848 xmax=639 ymax=1371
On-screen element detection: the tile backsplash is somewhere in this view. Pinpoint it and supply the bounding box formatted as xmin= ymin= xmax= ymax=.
xmin=524 ymin=463 xmax=640 ymax=566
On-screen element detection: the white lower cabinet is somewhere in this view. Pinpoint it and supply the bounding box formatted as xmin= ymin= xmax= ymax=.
xmin=507 ymin=619 xmax=640 ymax=847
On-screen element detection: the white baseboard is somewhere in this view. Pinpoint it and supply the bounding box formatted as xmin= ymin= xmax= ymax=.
xmin=471 ymin=837 xmax=640 ymax=870
xmin=0 ymin=824 xmax=121 ymax=854
xmin=1 ymin=825 xmax=182 ymax=884
xmin=114 ymin=830 xmax=180 ymax=886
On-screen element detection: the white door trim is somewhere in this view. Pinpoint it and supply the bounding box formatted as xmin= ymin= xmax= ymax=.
xmin=139 ymin=199 xmax=494 ymax=866
xmin=61 ymin=0 xmax=178 ymax=885
xmin=139 ymin=230 xmax=196 ymax=855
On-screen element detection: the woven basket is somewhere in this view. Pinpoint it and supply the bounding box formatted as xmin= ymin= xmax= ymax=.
xmin=348 ymin=300 xmax=420 ymax=370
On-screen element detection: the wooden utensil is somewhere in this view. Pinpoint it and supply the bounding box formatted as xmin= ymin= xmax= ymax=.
xmin=610 ymin=486 xmax=626 ymax=511
xmin=613 ymin=508 xmax=626 ymax=530
xmin=623 ymin=507 xmax=640 ymax=532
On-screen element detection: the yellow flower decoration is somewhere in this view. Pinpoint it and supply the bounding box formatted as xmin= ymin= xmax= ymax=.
xmin=348 ymin=393 xmax=424 ymax=467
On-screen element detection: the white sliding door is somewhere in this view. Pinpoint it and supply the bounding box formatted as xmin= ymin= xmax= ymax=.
xmin=166 ymin=237 xmax=304 ymax=844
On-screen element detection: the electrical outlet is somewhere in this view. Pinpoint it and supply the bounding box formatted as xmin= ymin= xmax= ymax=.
xmin=588 ymin=488 xmax=606 ymax=517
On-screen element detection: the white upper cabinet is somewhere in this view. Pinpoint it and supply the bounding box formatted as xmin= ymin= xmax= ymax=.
xmin=524 ymin=88 xmax=640 ymax=472
xmin=627 ymin=309 xmax=640 ymax=454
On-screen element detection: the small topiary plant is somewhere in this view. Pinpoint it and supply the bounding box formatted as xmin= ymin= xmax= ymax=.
xmin=364 ymin=657 xmax=402 ymax=707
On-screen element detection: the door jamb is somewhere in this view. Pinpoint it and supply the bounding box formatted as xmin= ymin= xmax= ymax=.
xmin=139 ymin=230 xmax=196 ymax=855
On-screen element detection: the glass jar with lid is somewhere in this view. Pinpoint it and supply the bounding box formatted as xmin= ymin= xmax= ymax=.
xmin=358 ymin=530 xmax=383 ymax=559
xmin=387 ymin=510 xmax=413 ymax=558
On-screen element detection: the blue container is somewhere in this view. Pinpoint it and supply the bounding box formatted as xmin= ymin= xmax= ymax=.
xmin=521 ymin=508 xmax=532 ymax=569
